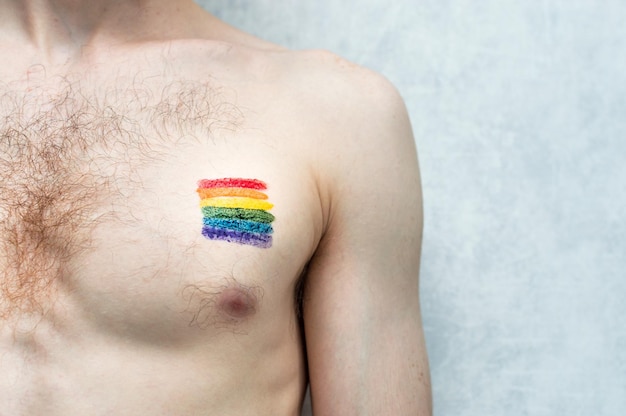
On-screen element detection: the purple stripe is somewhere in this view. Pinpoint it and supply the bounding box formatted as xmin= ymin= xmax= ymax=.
xmin=201 ymin=225 xmax=272 ymax=248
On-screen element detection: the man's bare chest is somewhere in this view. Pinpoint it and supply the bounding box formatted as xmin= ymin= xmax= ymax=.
xmin=0 ymin=78 xmax=320 ymax=339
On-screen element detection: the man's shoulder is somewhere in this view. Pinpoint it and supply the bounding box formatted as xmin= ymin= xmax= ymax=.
xmin=263 ymin=48 xmax=417 ymax=201
xmin=282 ymin=49 xmax=411 ymax=151
xmin=165 ymin=18 xmax=404 ymax=125
xmin=190 ymin=35 xmax=402 ymax=115
xmin=177 ymin=38 xmax=409 ymax=143
xmin=276 ymin=49 xmax=403 ymax=112
xmin=167 ymin=29 xmax=412 ymax=157
xmin=257 ymin=48 xmax=408 ymax=146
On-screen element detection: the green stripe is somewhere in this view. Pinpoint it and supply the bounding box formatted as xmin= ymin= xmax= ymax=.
xmin=201 ymin=206 xmax=275 ymax=223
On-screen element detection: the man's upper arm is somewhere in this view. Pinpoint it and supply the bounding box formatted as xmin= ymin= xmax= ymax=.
xmin=301 ymin=56 xmax=432 ymax=415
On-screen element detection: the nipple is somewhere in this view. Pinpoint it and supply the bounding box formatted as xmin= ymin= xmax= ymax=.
xmin=217 ymin=286 xmax=259 ymax=320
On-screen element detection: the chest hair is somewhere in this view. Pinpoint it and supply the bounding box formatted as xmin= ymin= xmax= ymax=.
xmin=0 ymin=77 xmax=241 ymax=319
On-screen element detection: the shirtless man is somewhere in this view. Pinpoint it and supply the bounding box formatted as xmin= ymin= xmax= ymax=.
xmin=0 ymin=1 xmax=431 ymax=414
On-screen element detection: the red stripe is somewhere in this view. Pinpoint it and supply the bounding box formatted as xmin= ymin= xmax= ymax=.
xmin=197 ymin=178 xmax=267 ymax=190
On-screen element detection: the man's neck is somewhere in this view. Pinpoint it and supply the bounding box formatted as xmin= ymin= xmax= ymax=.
xmin=0 ymin=0 xmax=207 ymax=63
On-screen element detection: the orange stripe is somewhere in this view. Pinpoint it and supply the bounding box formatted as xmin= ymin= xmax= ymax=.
xmin=197 ymin=187 xmax=268 ymax=200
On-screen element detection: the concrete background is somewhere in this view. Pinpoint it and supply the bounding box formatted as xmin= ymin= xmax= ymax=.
xmin=198 ymin=1 xmax=626 ymax=415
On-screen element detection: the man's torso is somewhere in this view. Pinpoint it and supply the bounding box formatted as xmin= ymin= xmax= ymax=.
xmin=0 ymin=39 xmax=324 ymax=415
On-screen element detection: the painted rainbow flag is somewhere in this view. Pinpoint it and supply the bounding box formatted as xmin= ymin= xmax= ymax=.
xmin=197 ymin=178 xmax=275 ymax=248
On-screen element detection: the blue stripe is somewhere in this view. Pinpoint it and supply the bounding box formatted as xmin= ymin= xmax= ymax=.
xmin=202 ymin=217 xmax=274 ymax=234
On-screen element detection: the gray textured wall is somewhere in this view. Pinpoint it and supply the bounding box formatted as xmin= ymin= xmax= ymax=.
xmin=198 ymin=1 xmax=626 ymax=415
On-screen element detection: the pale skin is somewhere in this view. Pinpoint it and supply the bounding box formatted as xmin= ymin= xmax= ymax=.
xmin=0 ymin=0 xmax=431 ymax=414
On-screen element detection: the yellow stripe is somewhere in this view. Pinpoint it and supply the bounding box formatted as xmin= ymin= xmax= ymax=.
xmin=199 ymin=197 xmax=274 ymax=211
